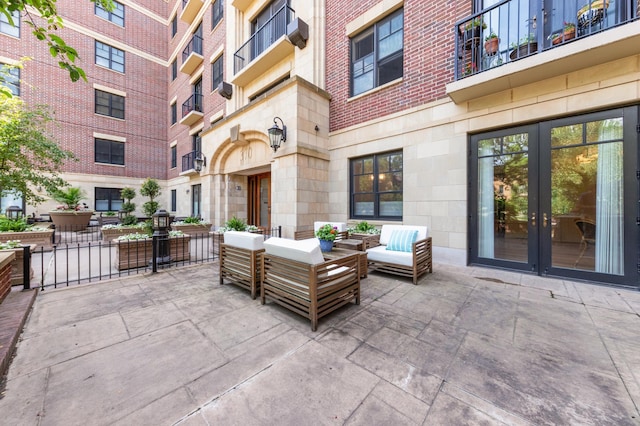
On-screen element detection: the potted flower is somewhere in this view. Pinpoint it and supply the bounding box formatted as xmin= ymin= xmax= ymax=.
xmin=316 ymin=223 xmax=338 ymax=252
xmin=48 ymin=187 xmax=94 ymax=231
xmin=509 ymin=33 xmax=538 ymax=60
xmin=170 ymin=216 xmax=212 ymax=236
xmin=563 ymin=21 xmax=576 ymax=41
xmin=462 ymin=17 xmax=486 ymax=50
xmin=101 ymin=222 xmax=148 ymax=242
xmin=463 ymin=61 xmax=477 ymax=77
xmin=348 ymin=220 xmax=381 ymax=249
xmin=484 ymin=31 xmax=499 ymax=55
xmin=548 ymin=32 xmax=563 ymax=45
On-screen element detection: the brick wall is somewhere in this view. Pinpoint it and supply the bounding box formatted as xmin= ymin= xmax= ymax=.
xmin=0 ymin=253 xmax=14 ymax=304
xmin=326 ymin=0 xmax=471 ymax=132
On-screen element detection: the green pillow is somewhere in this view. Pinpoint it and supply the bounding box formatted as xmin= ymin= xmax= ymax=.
xmin=385 ymin=229 xmax=418 ymax=252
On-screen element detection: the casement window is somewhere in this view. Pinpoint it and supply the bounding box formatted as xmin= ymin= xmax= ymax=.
xmin=212 ymin=55 xmax=223 ymax=91
xmin=351 ymin=8 xmax=403 ymax=96
xmin=95 ymin=41 xmax=125 ymax=72
xmin=95 ymin=1 xmax=124 ymax=26
xmin=95 ymin=187 xmax=123 ymax=212
xmin=95 ymin=138 xmax=124 ymax=165
xmin=0 ymin=9 xmax=19 ymax=37
xmin=212 ymin=0 xmax=223 ymax=29
xmin=95 ymin=89 xmax=125 ymax=119
xmin=350 ymin=151 xmax=403 ymax=219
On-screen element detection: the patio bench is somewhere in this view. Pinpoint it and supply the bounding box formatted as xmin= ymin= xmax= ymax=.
xmin=366 ymin=224 xmax=432 ymax=285
xmin=220 ymin=231 xmax=265 ymax=299
xmin=261 ymin=237 xmax=360 ymax=331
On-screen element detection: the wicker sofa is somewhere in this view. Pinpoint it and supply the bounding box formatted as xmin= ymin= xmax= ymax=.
xmin=261 ymin=237 xmax=360 ymax=331
xmin=219 ymin=231 xmax=265 ymax=299
xmin=366 ymin=224 xmax=432 ymax=285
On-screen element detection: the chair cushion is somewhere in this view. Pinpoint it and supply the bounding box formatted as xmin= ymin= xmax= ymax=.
xmin=367 ymin=246 xmax=413 ymax=266
xmin=264 ymin=237 xmax=325 ymax=265
xmin=223 ymin=231 xmax=264 ymax=250
xmin=386 ymin=229 xmax=418 ymax=252
xmin=379 ymin=225 xmax=428 ymax=246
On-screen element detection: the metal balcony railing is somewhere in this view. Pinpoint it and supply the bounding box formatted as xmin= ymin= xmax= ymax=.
xmin=181 ymin=93 xmax=203 ymax=118
xmin=182 ymin=34 xmax=203 ymax=63
xmin=233 ymin=4 xmax=294 ymax=74
xmin=182 ymin=150 xmax=201 ymax=172
xmin=454 ymin=0 xmax=638 ymax=80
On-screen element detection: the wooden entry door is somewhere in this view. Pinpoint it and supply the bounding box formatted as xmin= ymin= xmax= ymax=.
xmin=248 ymin=172 xmax=270 ymax=228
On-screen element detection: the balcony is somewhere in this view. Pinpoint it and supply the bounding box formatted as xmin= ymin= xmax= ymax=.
xmin=180 ymin=34 xmax=203 ymax=75
xmin=180 ymin=0 xmax=204 ymax=24
xmin=447 ymin=0 xmax=640 ymax=103
xmin=180 ymin=94 xmax=203 ymax=126
xmin=232 ymin=4 xmax=295 ymax=86
xmin=181 ymin=150 xmax=201 ymax=174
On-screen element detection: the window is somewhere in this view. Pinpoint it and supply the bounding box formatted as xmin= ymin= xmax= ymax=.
xmin=251 ymin=0 xmax=290 ymax=59
xmin=351 ymin=8 xmax=403 ymax=96
xmin=171 ymin=59 xmax=177 ymax=81
xmin=0 ymin=9 xmax=19 ymax=37
xmin=95 ymin=138 xmax=124 ymax=165
xmin=171 ymin=189 xmax=177 ymax=212
xmin=171 ymin=15 xmax=177 ymax=37
xmin=1 ymin=64 xmax=20 ymax=96
xmin=95 ymin=89 xmax=125 ymax=119
xmin=350 ymin=151 xmax=403 ymax=219
xmin=95 ymin=41 xmax=125 ymax=72
xmin=212 ymin=0 xmax=223 ymax=29
xmin=95 ymin=0 xmax=124 ymax=26
xmin=171 ymin=102 xmax=177 ymax=125
xmin=95 ymin=187 xmax=123 ymax=212
xmin=170 ymin=145 xmax=177 ymax=168
xmin=212 ymin=55 xmax=223 ymax=91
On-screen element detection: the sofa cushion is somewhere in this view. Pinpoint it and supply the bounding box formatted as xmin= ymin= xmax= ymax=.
xmin=264 ymin=237 xmax=325 ymax=265
xmin=379 ymin=225 xmax=428 ymax=246
xmin=367 ymin=246 xmax=413 ymax=267
xmin=223 ymin=231 xmax=264 ymax=251
xmin=386 ymin=229 xmax=418 ymax=252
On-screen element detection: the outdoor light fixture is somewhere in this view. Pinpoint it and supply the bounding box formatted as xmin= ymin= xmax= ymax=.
xmin=152 ymin=209 xmax=170 ymax=230
xmin=267 ymin=117 xmax=287 ymax=152
xmin=194 ymin=152 xmax=205 ymax=172
xmin=6 ymin=205 xmax=23 ymax=220
xmin=151 ymin=209 xmax=171 ymax=270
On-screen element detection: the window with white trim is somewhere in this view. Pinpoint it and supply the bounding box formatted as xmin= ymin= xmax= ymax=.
xmin=95 ymin=41 xmax=125 ymax=73
xmin=95 ymin=1 xmax=124 ymax=26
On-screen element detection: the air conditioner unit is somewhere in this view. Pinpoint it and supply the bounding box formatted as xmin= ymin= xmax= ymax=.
xmin=287 ymin=18 xmax=309 ymax=49
xmin=217 ymin=81 xmax=233 ymax=99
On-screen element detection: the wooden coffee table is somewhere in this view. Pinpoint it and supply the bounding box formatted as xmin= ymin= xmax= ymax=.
xmin=323 ymin=246 xmax=367 ymax=278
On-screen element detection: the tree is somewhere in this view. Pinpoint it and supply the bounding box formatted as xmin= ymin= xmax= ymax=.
xmin=0 ymin=96 xmax=76 ymax=205
xmin=140 ymin=178 xmax=161 ymax=217
xmin=0 ymin=0 xmax=114 ymax=85
xmin=119 ymin=187 xmax=137 ymax=225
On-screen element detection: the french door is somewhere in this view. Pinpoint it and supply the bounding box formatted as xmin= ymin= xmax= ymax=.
xmin=469 ymin=107 xmax=638 ymax=287
xmin=248 ymin=172 xmax=271 ymax=228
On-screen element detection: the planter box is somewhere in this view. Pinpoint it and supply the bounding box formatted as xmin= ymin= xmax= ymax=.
xmin=101 ymin=227 xmax=144 ymax=242
xmin=49 ymin=211 xmax=94 ymax=231
xmin=170 ymin=223 xmax=211 ymax=236
xmin=0 ymin=251 xmax=15 ymax=303
xmin=0 ymin=228 xmax=54 ymax=251
xmin=0 ymin=244 xmax=35 ymax=286
xmin=114 ymin=235 xmax=191 ymax=270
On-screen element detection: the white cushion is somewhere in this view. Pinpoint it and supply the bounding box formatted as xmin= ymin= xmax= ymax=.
xmin=379 ymin=225 xmax=428 ymax=246
xmin=223 ymin=231 xmax=264 ymax=251
xmin=314 ymin=222 xmax=347 ymax=232
xmin=264 ymin=237 xmax=325 ymax=265
xmin=367 ymin=245 xmax=413 ymax=267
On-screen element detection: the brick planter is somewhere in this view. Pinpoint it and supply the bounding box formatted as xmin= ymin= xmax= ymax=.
xmin=114 ymin=235 xmax=191 ymax=270
xmin=170 ymin=223 xmax=211 ymax=236
xmin=0 ymin=244 xmax=36 ymax=286
xmin=0 ymin=251 xmax=15 ymax=303
xmin=0 ymin=228 xmax=54 ymax=251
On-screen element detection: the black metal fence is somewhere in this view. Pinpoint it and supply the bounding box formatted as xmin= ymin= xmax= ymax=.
xmin=17 ymin=226 xmax=282 ymax=291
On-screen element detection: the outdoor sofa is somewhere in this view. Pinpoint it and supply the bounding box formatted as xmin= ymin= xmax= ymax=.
xmin=219 ymin=231 xmax=265 ymax=299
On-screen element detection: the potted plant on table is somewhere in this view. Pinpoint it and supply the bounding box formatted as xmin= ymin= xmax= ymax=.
xmin=48 ymin=186 xmax=93 ymax=231
xmin=316 ymin=223 xmax=338 ymax=253
xmin=484 ymin=31 xmax=499 ymax=55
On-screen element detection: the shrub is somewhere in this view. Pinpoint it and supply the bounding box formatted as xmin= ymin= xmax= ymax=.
xmin=0 ymin=217 xmax=30 ymax=232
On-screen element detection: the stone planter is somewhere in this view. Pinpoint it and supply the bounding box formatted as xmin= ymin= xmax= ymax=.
xmin=0 ymin=228 xmax=54 ymax=251
xmin=49 ymin=211 xmax=94 ymax=231
xmin=101 ymin=227 xmax=144 ymax=242
xmin=114 ymin=235 xmax=191 ymax=270
xmin=170 ymin=223 xmax=211 ymax=236
xmin=0 ymin=244 xmax=35 ymax=286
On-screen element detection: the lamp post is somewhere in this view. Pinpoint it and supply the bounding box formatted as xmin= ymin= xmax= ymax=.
xmin=151 ymin=209 xmax=171 ymax=272
xmin=267 ymin=117 xmax=287 ymax=152
xmin=6 ymin=205 xmax=23 ymax=220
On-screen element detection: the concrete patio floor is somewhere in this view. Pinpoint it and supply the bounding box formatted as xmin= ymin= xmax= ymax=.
xmin=0 ymin=262 xmax=639 ymax=425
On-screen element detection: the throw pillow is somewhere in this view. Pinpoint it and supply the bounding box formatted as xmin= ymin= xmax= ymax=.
xmin=386 ymin=229 xmax=418 ymax=252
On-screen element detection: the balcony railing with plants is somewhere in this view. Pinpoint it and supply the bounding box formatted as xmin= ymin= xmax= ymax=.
xmin=233 ymin=4 xmax=294 ymax=74
xmin=181 ymin=93 xmax=203 ymax=118
xmin=182 ymin=34 xmax=203 ymax=63
xmin=454 ymin=0 xmax=638 ymax=80
xmin=182 ymin=150 xmax=201 ymax=172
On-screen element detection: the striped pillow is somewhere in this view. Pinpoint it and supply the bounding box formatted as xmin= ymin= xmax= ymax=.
xmin=385 ymin=229 xmax=418 ymax=252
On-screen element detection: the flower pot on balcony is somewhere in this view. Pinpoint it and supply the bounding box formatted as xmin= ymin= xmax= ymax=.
xmin=563 ymin=27 xmax=576 ymax=41
xmin=509 ymin=42 xmax=538 ymax=60
xmin=49 ymin=211 xmax=94 ymax=231
xmin=484 ymin=37 xmax=499 ymax=55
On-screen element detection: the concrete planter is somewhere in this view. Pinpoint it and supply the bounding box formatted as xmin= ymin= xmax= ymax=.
xmin=170 ymin=223 xmax=211 ymax=236
xmin=49 ymin=211 xmax=94 ymax=231
xmin=0 ymin=228 xmax=54 ymax=251
xmin=114 ymin=235 xmax=191 ymax=270
xmin=0 ymin=244 xmax=35 ymax=286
